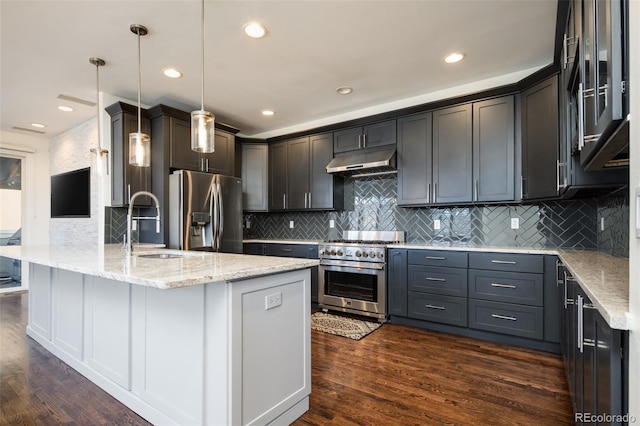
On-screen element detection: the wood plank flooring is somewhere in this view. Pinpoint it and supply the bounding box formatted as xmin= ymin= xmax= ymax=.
xmin=1 ymin=292 xmax=572 ymax=425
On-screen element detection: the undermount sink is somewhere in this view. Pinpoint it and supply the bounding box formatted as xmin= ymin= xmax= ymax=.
xmin=136 ymin=253 xmax=187 ymax=259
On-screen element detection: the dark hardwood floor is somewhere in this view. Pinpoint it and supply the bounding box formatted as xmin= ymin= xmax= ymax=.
xmin=1 ymin=292 xmax=572 ymax=425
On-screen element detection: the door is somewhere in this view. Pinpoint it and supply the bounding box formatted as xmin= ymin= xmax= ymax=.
xmin=0 ymin=156 xmax=22 ymax=291
xmin=309 ymin=133 xmax=334 ymax=209
xmin=432 ymin=104 xmax=472 ymax=204
xmin=216 ymin=175 xmax=243 ymax=254
xmin=169 ymin=117 xmax=199 ymax=170
xmin=363 ymin=120 xmax=396 ymax=149
xmin=286 ymin=137 xmax=310 ymax=210
xmin=397 ymin=113 xmax=432 ymax=206
xmin=174 ymin=170 xmax=216 ymax=251
xmin=205 ymin=130 xmax=235 ymax=176
xmin=473 ymin=96 xmax=515 ymax=202
xmin=333 ymin=127 xmax=362 ymax=153
xmin=241 ymin=144 xmax=268 ymax=212
xmin=269 ymin=141 xmax=288 ymax=211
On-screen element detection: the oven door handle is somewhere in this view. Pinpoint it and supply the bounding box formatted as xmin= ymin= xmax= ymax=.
xmin=319 ymin=260 xmax=385 ymax=271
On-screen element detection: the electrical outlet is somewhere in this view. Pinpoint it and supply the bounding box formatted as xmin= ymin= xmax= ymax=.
xmin=265 ymin=292 xmax=282 ymax=310
xmin=289 ymin=220 xmax=294 ymax=229
xmin=329 ymin=220 xmax=335 ymax=229
xmin=601 ymin=217 xmax=605 ymax=231
xmin=132 ymin=219 xmax=137 ymax=231
xmin=510 ymin=218 xmax=520 ymax=229
xmin=246 ymin=220 xmax=251 ymax=229
xmin=433 ymin=219 xmax=441 ymax=230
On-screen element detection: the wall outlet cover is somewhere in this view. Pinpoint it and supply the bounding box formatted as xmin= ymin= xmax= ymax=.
xmin=132 ymin=219 xmax=137 ymax=231
xmin=600 ymin=217 xmax=605 ymax=231
xmin=265 ymin=292 xmax=282 ymax=310
xmin=510 ymin=218 xmax=519 ymax=229
xmin=329 ymin=220 xmax=335 ymax=229
xmin=289 ymin=220 xmax=294 ymax=229
xmin=433 ymin=219 xmax=441 ymax=230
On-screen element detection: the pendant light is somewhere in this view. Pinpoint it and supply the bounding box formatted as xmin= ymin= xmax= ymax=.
xmin=191 ymin=0 xmax=215 ymax=153
xmin=129 ymin=24 xmax=150 ymax=167
xmin=89 ymin=57 xmax=109 ymax=175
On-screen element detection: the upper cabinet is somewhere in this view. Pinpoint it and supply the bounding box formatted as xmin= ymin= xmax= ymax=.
xmin=106 ymin=102 xmax=152 ymax=207
xmin=241 ymin=143 xmax=269 ymax=212
xmin=333 ymin=120 xmax=396 ymax=153
xmin=269 ymin=133 xmax=343 ymax=211
xmin=397 ymin=96 xmax=515 ymax=206
xmin=521 ymin=76 xmax=560 ymax=200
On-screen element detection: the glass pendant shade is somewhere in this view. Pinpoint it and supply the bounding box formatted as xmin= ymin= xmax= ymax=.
xmin=191 ymin=110 xmax=215 ymax=153
xmin=129 ymin=132 xmax=150 ymax=166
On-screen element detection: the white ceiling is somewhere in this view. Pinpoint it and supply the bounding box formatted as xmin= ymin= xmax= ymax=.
xmin=0 ymin=0 xmax=558 ymax=140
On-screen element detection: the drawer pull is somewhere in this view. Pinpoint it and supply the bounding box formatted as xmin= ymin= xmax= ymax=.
xmin=425 ymin=304 xmax=446 ymax=310
xmin=425 ymin=256 xmax=446 ymax=260
xmin=490 ymin=283 xmax=517 ymax=289
xmin=491 ymin=314 xmax=517 ymax=321
xmin=491 ymin=260 xmax=517 ymax=265
xmin=583 ymin=338 xmax=596 ymax=348
xmin=280 ymin=248 xmax=293 ymax=252
xmin=425 ymin=277 xmax=446 ymax=282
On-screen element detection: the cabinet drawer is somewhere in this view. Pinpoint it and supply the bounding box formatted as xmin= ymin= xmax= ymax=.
xmin=265 ymin=244 xmax=310 ymax=259
xmin=468 ymin=252 xmax=543 ymax=273
xmin=408 ymin=266 xmax=467 ymax=297
xmin=468 ymin=270 xmax=543 ymax=306
xmin=408 ymin=292 xmax=467 ymax=327
xmin=468 ymin=300 xmax=543 ymax=340
xmin=408 ymin=250 xmax=468 ymax=268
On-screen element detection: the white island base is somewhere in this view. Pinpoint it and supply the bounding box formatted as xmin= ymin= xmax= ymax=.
xmin=27 ymin=263 xmax=311 ymax=425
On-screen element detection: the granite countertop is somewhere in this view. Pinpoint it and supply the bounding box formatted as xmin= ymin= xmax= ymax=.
xmin=243 ymin=239 xmax=321 ymax=245
xmin=388 ymin=243 xmax=629 ymax=330
xmin=0 ymin=245 xmax=318 ymax=290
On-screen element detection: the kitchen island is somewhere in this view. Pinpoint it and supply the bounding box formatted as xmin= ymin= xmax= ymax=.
xmin=0 ymin=244 xmax=317 ymax=426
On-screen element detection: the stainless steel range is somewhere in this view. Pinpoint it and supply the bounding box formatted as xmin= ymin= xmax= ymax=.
xmin=318 ymin=230 xmax=405 ymax=321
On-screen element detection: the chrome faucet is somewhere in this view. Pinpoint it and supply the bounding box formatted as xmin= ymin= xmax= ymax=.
xmin=125 ymin=191 xmax=161 ymax=254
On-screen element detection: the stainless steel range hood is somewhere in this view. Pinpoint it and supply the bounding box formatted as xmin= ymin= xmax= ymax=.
xmin=325 ymin=148 xmax=396 ymax=176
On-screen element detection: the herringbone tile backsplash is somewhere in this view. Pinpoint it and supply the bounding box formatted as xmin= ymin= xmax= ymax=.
xmin=244 ymin=175 xmax=607 ymax=250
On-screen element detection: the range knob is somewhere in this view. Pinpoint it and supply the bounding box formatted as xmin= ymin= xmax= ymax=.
xmin=362 ymin=251 xmax=369 ymax=258
xmin=337 ymin=249 xmax=344 ymax=256
xmin=369 ymin=251 xmax=376 ymax=258
xmin=377 ymin=251 xmax=384 ymax=259
xmin=330 ymin=249 xmax=337 ymax=256
xmin=319 ymin=249 xmax=324 ymax=255
xmin=355 ymin=250 xmax=362 ymax=257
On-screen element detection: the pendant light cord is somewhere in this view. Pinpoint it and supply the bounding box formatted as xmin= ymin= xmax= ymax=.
xmin=95 ymin=62 xmax=101 ymax=149
xmin=137 ymin=31 xmax=142 ymax=134
xmin=200 ymin=0 xmax=205 ymax=111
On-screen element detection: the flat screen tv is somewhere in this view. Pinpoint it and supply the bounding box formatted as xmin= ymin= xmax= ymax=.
xmin=51 ymin=167 xmax=90 ymax=218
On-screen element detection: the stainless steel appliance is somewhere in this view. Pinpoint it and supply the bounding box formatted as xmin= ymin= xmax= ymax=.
xmin=318 ymin=230 xmax=405 ymax=321
xmin=169 ymin=170 xmax=243 ymax=253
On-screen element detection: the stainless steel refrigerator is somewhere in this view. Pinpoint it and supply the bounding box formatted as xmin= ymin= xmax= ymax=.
xmin=169 ymin=170 xmax=243 ymax=253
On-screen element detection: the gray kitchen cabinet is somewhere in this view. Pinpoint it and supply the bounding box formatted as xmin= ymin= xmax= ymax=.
xmin=397 ymin=113 xmax=432 ymax=206
xmin=521 ymin=75 xmax=560 ymax=200
xmin=388 ymin=248 xmax=408 ymax=317
xmin=268 ymin=133 xmax=342 ymax=211
xmin=206 ymin=130 xmax=236 ymax=176
xmin=241 ymin=143 xmax=268 ymax=212
xmin=333 ymin=120 xmax=396 ymax=153
xmin=472 ymin=96 xmax=515 ymax=202
xmin=106 ymin=101 xmax=152 ymax=207
xmin=432 ymin=104 xmax=473 ymax=204
xmin=243 ymin=242 xmax=319 ymax=303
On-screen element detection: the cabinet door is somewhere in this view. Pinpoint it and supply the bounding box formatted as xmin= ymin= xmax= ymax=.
xmin=243 ymin=243 xmax=266 ymax=255
xmin=333 ymin=127 xmax=362 ymax=153
xmin=111 ymin=110 xmax=152 ymax=207
xmin=205 ymin=130 xmax=235 ymax=176
xmin=521 ymin=76 xmax=559 ymax=199
xmin=432 ymin=104 xmax=472 ymax=204
xmin=363 ymin=120 xmax=396 ymax=149
xmin=269 ymin=141 xmax=288 ymax=211
xmin=309 ymin=133 xmax=335 ymax=209
xmin=388 ymin=249 xmax=408 ymax=317
xmin=594 ymin=311 xmax=623 ymax=421
xmin=473 ymin=96 xmax=515 ymax=202
xmin=286 ymin=137 xmax=310 ymax=210
xmin=169 ymin=117 xmax=200 ymax=171
xmin=241 ymin=144 xmax=268 ymax=212
xmin=397 ymin=113 xmax=432 ymax=206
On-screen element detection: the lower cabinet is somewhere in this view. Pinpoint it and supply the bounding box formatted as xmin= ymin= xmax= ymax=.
xmin=559 ymin=265 xmax=627 ymax=424
xmin=244 ymin=242 xmax=319 ymax=303
xmin=387 ymin=249 xmax=562 ymax=352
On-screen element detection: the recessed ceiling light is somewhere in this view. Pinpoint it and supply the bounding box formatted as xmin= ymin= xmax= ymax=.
xmin=30 ymin=122 xmax=46 ymax=128
xmin=444 ymin=52 xmax=465 ymax=64
xmin=58 ymin=105 xmax=74 ymax=112
xmin=336 ymin=86 xmax=353 ymax=95
xmin=243 ymin=22 xmax=267 ymax=39
xmin=162 ymin=68 xmax=182 ymax=78
xmin=262 ymin=110 xmax=275 ymax=116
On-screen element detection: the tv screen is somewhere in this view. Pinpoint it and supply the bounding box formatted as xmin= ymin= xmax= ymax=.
xmin=51 ymin=167 xmax=91 ymax=218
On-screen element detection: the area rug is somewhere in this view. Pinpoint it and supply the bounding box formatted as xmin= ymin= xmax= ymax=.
xmin=311 ymin=312 xmax=382 ymax=341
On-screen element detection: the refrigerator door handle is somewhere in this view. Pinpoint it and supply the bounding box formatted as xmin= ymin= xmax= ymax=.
xmin=217 ymin=182 xmax=224 ymax=250
xmin=211 ymin=182 xmax=218 ymax=250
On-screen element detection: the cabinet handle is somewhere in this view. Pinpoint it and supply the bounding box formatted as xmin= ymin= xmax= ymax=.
xmin=283 ymin=194 xmax=286 ymax=209
xmin=563 ymin=270 xmax=574 ymax=309
xmin=358 ymin=134 xmax=362 ymax=149
xmin=583 ymin=338 xmax=596 ymax=348
xmin=425 ymin=277 xmax=446 ymax=282
xmin=280 ymin=248 xmax=293 ymax=252
xmin=425 ymin=256 xmax=446 ymax=260
xmin=598 ymin=84 xmax=609 ymax=108
xmin=491 ymin=283 xmax=517 ymax=289
xmin=425 ymin=304 xmax=445 ymax=310
xmin=434 ymin=182 xmax=438 ymax=202
xmin=363 ymin=133 xmax=367 ymax=148
xmin=578 ymin=83 xmax=585 ymax=151
xmin=491 ymin=314 xmax=517 ymax=321
xmin=206 ymin=158 xmax=209 ymax=171
xmin=577 ymin=294 xmax=584 ymax=353
xmin=474 ymin=179 xmax=479 ymax=201
xmin=304 ymin=192 xmax=308 ymax=209
xmin=308 ymin=192 xmax=312 ymax=208
xmin=581 ymin=86 xmax=602 ymax=145
xmin=491 ymin=260 xmax=517 ymax=265
xmin=127 ymin=184 xmax=131 ymax=204
xmin=557 ymin=161 xmax=567 ymax=192
xmin=563 ymin=33 xmax=568 ymax=69
xmin=427 ymin=183 xmax=431 ymax=203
